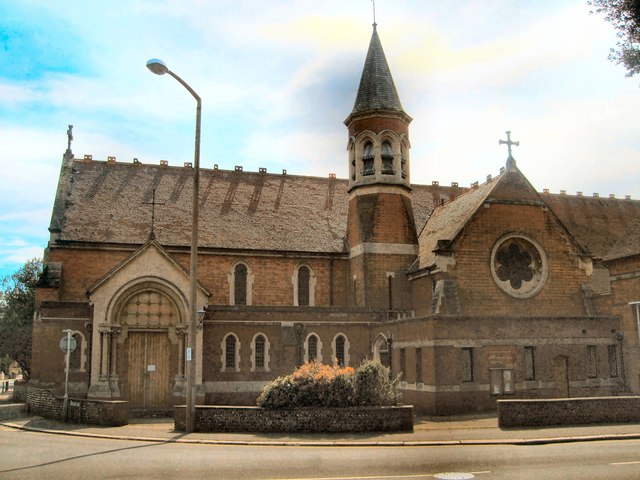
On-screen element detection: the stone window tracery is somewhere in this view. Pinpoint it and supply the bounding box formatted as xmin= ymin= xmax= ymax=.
xmin=490 ymin=234 xmax=548 ymax=299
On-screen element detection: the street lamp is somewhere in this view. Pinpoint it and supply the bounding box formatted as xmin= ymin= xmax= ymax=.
xmin=147 ymin=58 xmax=201 ymax=433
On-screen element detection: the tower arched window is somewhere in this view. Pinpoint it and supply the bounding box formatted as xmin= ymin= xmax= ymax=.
xmin=381 ymin=141 xmax=395 ymax=175
xmin=361 ymin=141 xmax=375 ymax=176
xmin=401 ymin=144 xmax=407 ymax=179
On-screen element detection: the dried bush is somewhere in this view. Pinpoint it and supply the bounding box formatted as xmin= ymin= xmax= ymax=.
xmin=257 ymin=360 xmax=399 ymax=409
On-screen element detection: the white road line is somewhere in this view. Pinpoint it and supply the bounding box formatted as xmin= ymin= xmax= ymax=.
xmin=272 ymin=471 xmax=491 ymax=480
xmin=610 ymin=461 xmax=640 ymax=466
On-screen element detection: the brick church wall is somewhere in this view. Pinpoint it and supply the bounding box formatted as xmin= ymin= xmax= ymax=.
xmin=450 ymin=203 xmax=590 ymax=317
xmin=607 ymin=255 xmax=640 ymax=392
xmin=389 ymin=315 xmax=621 ymax=415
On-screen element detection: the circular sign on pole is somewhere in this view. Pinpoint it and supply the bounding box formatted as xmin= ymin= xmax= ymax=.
xmin=59 ymin=335 xmax=77 ymax=353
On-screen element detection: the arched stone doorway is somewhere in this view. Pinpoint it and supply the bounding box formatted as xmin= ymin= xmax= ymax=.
xmin=116 ymin=286 xmax=186 ymax=413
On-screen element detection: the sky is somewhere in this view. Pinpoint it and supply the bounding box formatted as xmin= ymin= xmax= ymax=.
xmin=1 ymin=0 xmax=639 ymax=279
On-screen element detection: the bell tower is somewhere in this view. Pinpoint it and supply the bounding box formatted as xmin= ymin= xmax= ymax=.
xmin=345 ymin=24 xmax=418 ymax=311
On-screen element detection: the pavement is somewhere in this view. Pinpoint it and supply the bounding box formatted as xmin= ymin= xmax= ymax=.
xmin=2 ymin=391 xmax=640 ymax=447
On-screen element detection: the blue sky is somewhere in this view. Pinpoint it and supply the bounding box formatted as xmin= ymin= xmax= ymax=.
xmin=1 ymin=0 xmax=639 ymax=278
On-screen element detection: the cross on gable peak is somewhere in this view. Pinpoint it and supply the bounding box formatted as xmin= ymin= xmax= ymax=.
xmin=143 ymin=188 xmax=166 ymax=240
xmin=498 ymin=130 xmax=520 ymax=171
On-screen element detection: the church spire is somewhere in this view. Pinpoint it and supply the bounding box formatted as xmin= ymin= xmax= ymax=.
xmin=347 ymin=24 xmax=406 ymax=121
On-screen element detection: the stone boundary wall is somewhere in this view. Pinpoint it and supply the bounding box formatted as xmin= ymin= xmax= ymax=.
xmin=175 ymin=405 xmax=414 ymax=433
xmin=12 ymin=381 xmax=27 ymax=403
xmin=25 ymin=385 xmax=129 ymax=426
xmin=498 ymin=396 xmax=640 ymax=428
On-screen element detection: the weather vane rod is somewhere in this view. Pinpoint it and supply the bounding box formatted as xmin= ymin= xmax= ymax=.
xmin=372 ymin=0 xmax=377 ymax=26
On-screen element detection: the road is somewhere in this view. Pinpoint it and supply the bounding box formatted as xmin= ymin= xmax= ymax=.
xmin=0 ymin=427 xmax=639 ymax=479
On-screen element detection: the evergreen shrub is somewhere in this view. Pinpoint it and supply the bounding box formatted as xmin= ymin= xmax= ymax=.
xmin=256 ymin=360 xmax=399 ymax=409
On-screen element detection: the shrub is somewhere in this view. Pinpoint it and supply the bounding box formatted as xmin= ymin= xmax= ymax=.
xmin=256 ymin=360 xmax=399 ymax=409
xmin=354 ymin=359 xmax=400 ymax=406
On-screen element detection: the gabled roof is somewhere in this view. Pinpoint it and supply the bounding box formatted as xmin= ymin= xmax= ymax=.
xmin=418 ymin=176 xmax=499 ymax=269
xmin=53 ymin=159 xmax=462 ymax=254
xmin=543 ymin=194 xmax=640 ymax=259
xmin=603 ymin=214 xmax=640 ymax=261
xmin=349 ymin=25 xmax=404 ymax=116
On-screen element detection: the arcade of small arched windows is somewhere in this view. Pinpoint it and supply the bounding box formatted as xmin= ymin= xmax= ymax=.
xmin=350 ymin=135 xmax=409 ymax=181
xmin=220 ymin=332 xmax=350 ymax=372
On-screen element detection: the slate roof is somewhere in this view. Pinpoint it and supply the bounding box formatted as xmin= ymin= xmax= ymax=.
xmin=350 ymin=25 xmax=404 ymax=116
xmin=54 ymin=160 xmax=460 ymax=254
xmin=543 ymin=194 xmax=640 ymax=259
xmin=52 ymin=159 xmax=640 ymax=262
xmin=416 ymin=166 xmax=640 ymax=269
xmin=418 ymin=177 xmax=499 ymax=269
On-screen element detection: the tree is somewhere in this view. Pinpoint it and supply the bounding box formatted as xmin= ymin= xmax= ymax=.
xmin=589 ymin=0 xmax=640 ymax=78
xmin=0 ymin=259 xmax=42 ymax=379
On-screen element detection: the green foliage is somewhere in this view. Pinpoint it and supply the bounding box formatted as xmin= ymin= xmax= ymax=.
xmin=589 ymin=0 xmax=640 ymax=78
xmin=354 ymin=359 xmax=400 ymax=406
xmin=257 ymin=360 xmax=399 ymax=409
xmin=0 ymin=258 xmax=42 ymax=379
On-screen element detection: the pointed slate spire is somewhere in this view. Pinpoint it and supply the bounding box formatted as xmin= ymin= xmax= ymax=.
xmin=350 ymin=24 xmax=405 ymax=115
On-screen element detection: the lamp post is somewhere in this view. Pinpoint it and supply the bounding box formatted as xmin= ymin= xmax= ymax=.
xmin=147 ymin=58 xmax=201 ymax=433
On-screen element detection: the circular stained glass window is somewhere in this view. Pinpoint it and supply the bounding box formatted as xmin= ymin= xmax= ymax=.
xmin=490 ymin=234 xmax=548 ymax=298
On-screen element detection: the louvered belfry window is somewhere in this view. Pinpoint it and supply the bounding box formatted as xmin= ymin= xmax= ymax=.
xmin=381 ymin=141 xmax=395 ymax=174
xmin=361 ymin=141 xmax=375 ymax=176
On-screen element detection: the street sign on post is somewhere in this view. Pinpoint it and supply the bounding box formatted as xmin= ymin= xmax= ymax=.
xmin=59 ymin=335 xmax=77 ymax=354
xmin=60 ymin=329 xmax=75 ymax=421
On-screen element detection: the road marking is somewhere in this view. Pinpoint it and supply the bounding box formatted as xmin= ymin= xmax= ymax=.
xmin=272 ymin=471 xmax=491 ymax=480
xmin=610 ymin=461 xmax=640 ymax=466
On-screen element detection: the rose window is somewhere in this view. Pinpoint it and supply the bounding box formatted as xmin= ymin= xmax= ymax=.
xmin=490 ymin=235 xmax=547 ymax=298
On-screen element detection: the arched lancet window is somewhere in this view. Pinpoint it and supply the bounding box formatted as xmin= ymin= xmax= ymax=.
xmin=66 ymin=331 xmax=87 ymax=372
xmin=304 ymin=333 xmax=323 ymax=363
xmin=221 ymin=333 xmax=240 ymax=372
xmin=308 ymin=335 xmax=318 ymax=362
xmin=234 ymin=264 xmax=248 ymax=306
xmin=254 ymin=334 xmax=266 ymax=369
xmin=334 ymin=334 xmax=348 ymax=367
xmin=226 ymin=335 xmax=237 ymax=369
xmin=298 ymin=266 xmax=310 ymax=306
xmin=361 ymin=141 xmax=375 ymax=176
xmin=381 ymin=141 xmax=395 ymax=175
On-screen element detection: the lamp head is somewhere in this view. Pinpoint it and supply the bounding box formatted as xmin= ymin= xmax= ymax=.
xmin=146 ymin=58 xmax=168 ymax=75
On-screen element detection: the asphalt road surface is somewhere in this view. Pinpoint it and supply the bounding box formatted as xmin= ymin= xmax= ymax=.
xmin=0 ymin=428 xmax=639 ymax=479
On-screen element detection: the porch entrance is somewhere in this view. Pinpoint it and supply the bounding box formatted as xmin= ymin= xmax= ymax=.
xmin=127 ymin=332 xmax=171 ymax=410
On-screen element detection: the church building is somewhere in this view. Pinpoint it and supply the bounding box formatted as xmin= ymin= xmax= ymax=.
xmin=31 ymin=24 xmax=640 ymax=416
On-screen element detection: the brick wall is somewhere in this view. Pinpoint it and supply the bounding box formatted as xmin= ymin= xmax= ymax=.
xmin=498 ymin=396 xmax=640 ymax=428
xmin=26 ymin=385 xmax=129 ymax=426
xmin=450 ymin=203 xmax=591 ymax=317
xmin=175 ymin=405 xmax=414 ymax=433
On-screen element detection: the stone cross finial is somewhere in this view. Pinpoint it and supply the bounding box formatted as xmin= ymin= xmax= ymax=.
xmin=143 ymin=188 xmax=165 ymax=240
xmin=499 ymin=130 xmax=519 ymax=170
xmin=66 ymin=125 xmax=73 ymax=154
